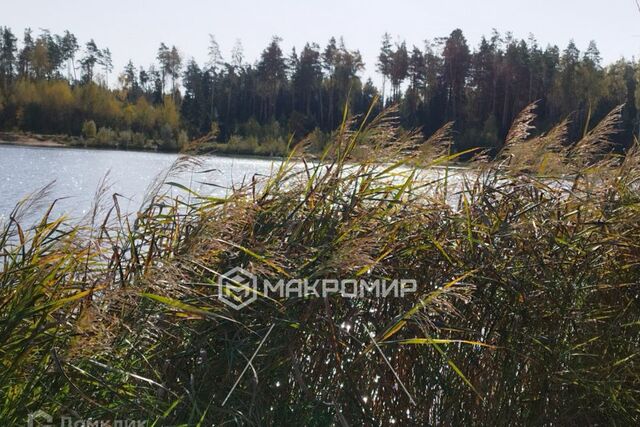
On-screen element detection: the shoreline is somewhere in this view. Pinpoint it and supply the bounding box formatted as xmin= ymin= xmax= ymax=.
xmin=0 ymin=138 xmax=67 ymax=148
xmin=0 ymin=134 xmax=467 ymax=168
xmin=0 ymin=133 xmax=289 ymax=161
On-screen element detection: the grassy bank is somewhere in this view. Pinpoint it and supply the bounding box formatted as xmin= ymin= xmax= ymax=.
xmin=1 ymin=105 xmax=639 ymax=425
xmin=0 ymin=130 xmax=176 ymax=152
xmin=0 ymin=129 xmax=306 ymax=158
xmin=0 ymin=131 xmax=69 ymax=148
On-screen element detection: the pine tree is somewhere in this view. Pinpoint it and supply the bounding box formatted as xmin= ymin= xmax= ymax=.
xmin=0 ymin=27 xmax=17 ymax=90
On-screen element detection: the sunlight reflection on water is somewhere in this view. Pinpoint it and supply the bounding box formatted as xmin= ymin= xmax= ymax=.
xmin=0 ymin=145 xmax=280 ymax=223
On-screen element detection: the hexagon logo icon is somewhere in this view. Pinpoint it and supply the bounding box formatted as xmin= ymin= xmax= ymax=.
xmin=218 ymin=267 xmax=258 ymax=310
xmin=27 ymin=410 xmax=53 ymax=427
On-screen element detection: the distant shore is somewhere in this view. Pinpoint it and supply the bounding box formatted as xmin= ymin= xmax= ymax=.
xmin=0 ymin=139 xmax=67 ymax=148
xmin=0 ymin=131 xmax=289 ymax=160
xmin=0 ymin=132 xmax=68 ymax=148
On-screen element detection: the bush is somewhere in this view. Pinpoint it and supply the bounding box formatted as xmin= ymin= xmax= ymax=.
xmin=81 ymin=120 xmax=97 ymax=139
xmin=96 ymin=127 xmax=116 ymax=147
xmin=131 ymin=132 xmax=146 ymax=149
xmin=222 ymin=135 xmax=259 ymax=154
xmin=306 ymin=127 xmax=330 ymax=153
xmin=256 ymin=137 xmax=287 ymax=157
xmin=117 ymin=129 xmax=133 ymax=145
xmin=177 ymin=130 xmax=189 ymax=151
xmin=159 ymin=123 xmax=177 ymax=151
xmin=239 ymin=117 xmax=261 ymax=137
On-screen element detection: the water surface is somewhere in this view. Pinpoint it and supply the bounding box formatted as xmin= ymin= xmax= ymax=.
xmin=0 ymin=145 xmax=280 ymax=223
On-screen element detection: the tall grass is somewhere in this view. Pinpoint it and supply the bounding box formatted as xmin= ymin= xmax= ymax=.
xmin=1 ymin=103 xmax=639 ymax=425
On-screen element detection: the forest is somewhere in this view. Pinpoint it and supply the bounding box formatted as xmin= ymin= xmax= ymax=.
xmin=0 ymin=26 xmax=637 ymax=155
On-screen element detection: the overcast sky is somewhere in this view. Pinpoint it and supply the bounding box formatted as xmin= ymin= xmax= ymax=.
xmin=4 ymin=0 xmax=640 ymax=86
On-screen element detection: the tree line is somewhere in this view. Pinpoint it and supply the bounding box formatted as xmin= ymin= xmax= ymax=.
xmin=0 ymin=25 xmax=637 ymax=154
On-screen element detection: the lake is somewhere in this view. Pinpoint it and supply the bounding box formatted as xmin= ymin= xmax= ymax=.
xmin=0 ymin=145 xmax=281 ymax=224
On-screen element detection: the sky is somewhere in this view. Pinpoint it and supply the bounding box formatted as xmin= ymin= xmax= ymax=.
xmin=4 ymin=0 xmax=640 ymax=87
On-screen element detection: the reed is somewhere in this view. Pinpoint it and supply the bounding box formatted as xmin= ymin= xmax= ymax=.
xmin=1 ymin=103 xmax=639 ymax=425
